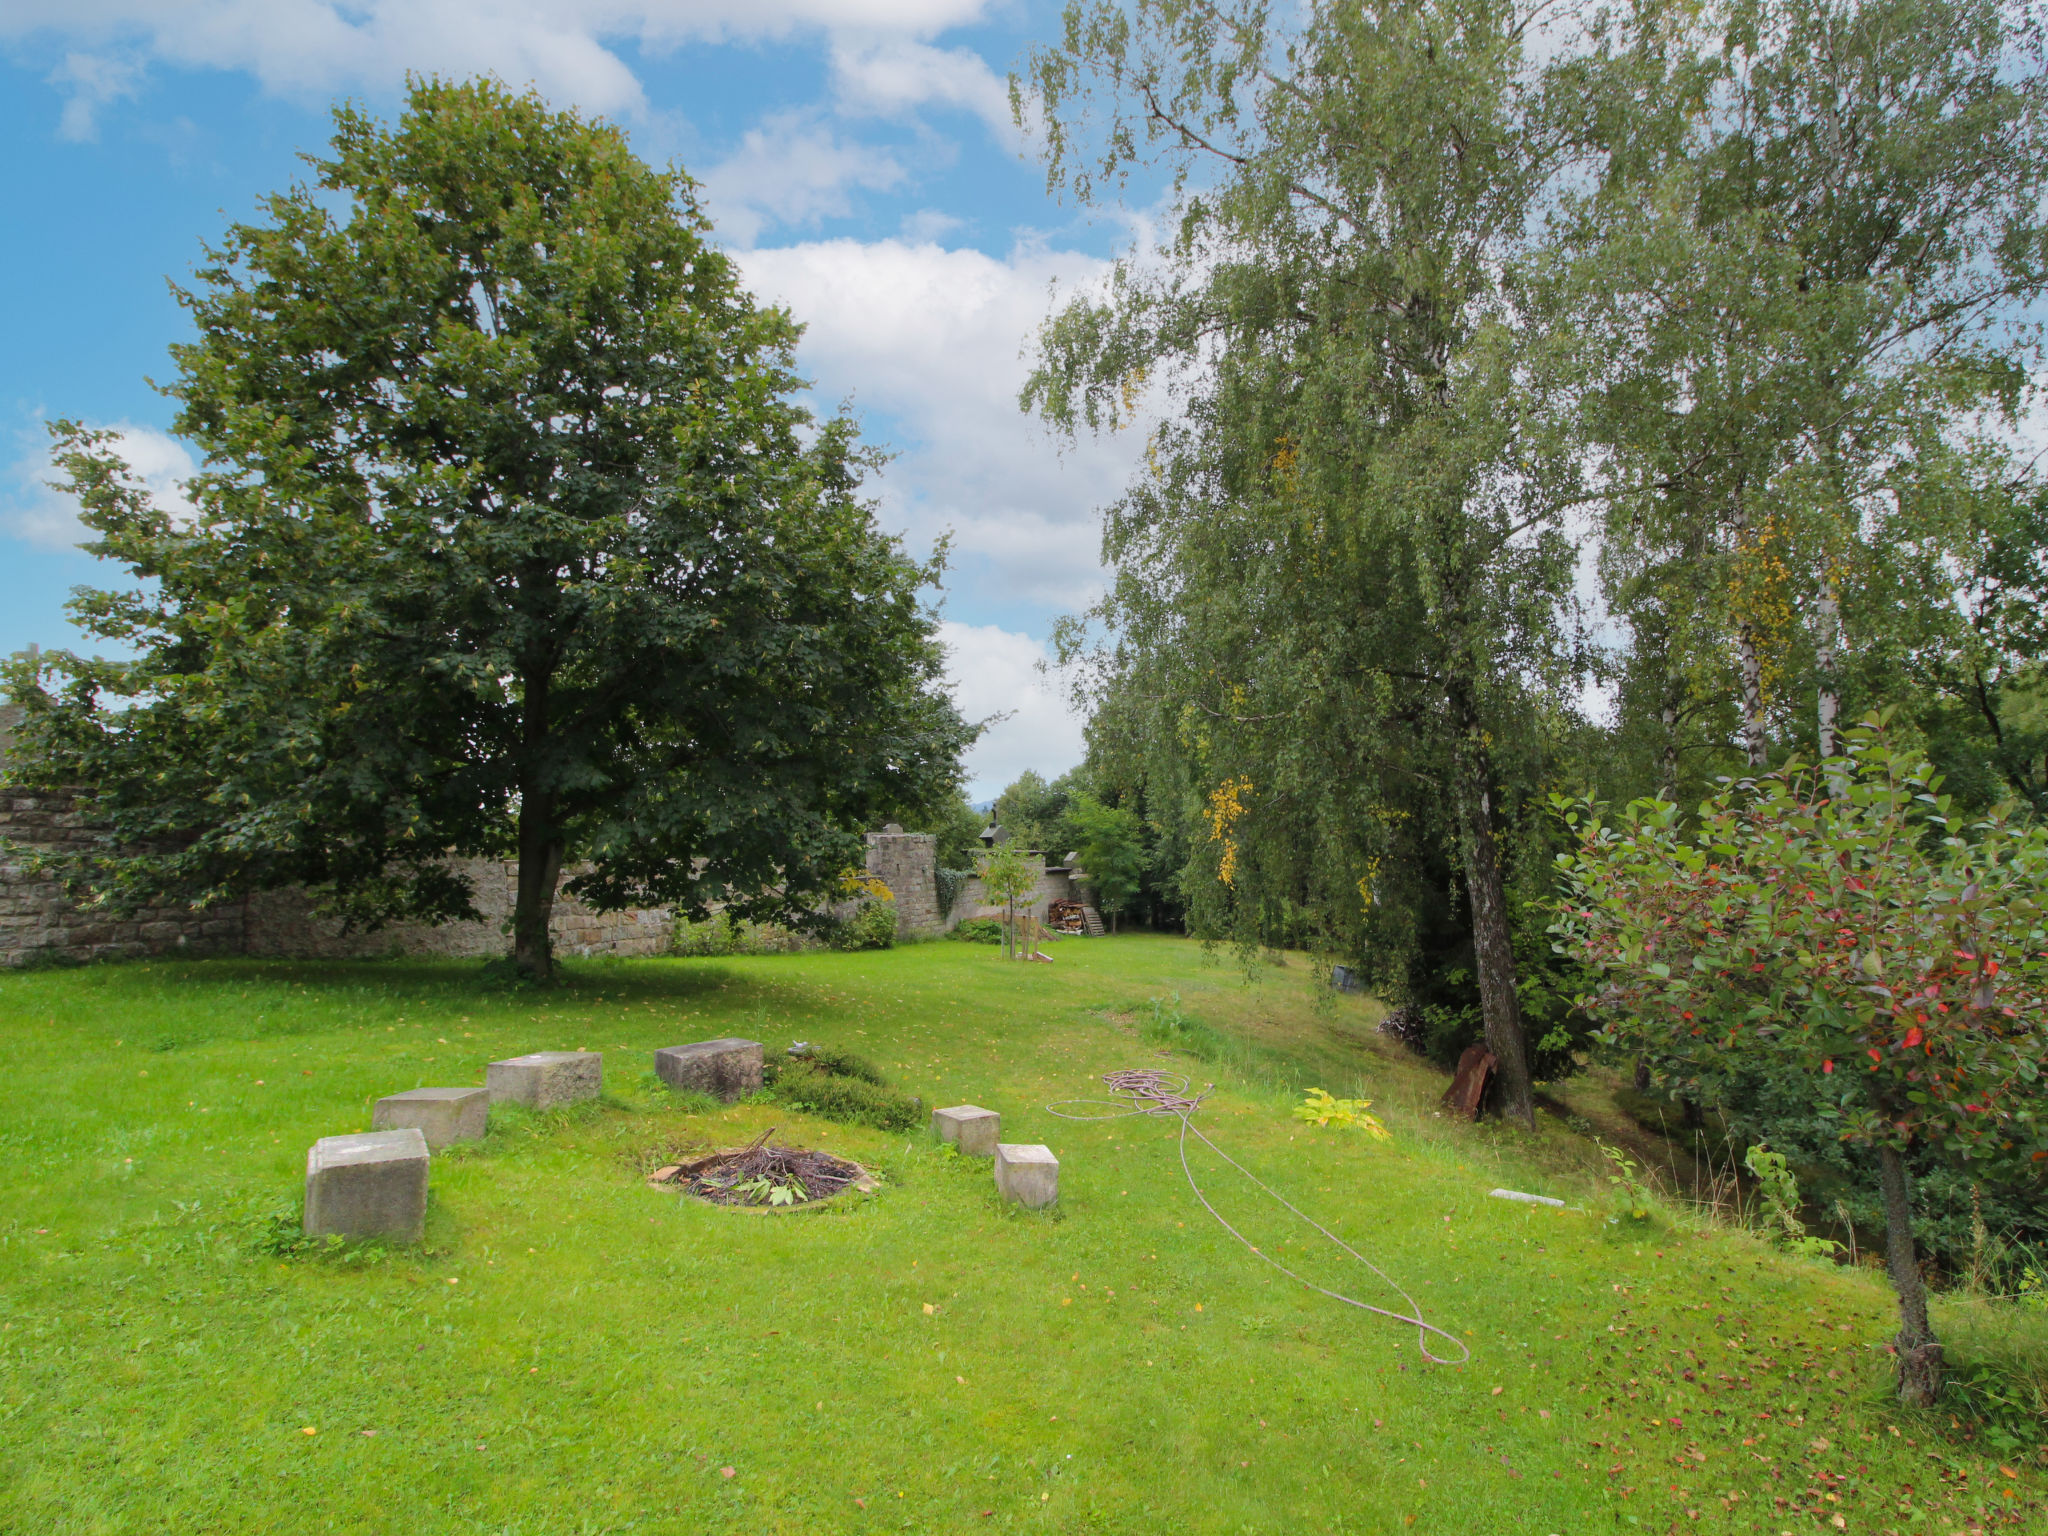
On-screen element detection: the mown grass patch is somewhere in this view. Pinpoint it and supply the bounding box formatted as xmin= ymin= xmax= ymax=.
xmin=0 ymin=935 xmax=2038 ymax=1533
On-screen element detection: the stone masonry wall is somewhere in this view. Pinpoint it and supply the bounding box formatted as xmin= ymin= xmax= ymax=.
xmin=864 ymin=830 xmax=940 ymax=935
xmin=241 ymin=858 xmax=673 ymax=961
xmin=0 ymin=787 xmax=247 ymax=968
xmin=947 ymin=856 xmax=1090 ymax=931
xmin=2 ymin=700 xmax=924 ymax=966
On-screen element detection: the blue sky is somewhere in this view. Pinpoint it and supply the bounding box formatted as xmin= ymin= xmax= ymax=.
xmin=0 ymin=2 xmax=1153 ymax=798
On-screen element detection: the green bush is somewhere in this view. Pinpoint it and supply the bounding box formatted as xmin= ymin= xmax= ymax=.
xmin=672 ymin=912 xmax=815 ymax=955
xmin=673 ymin=913 xmax=743 ymax=956
xmin=948 ymin=917 xmax=1003 ymax=944
xmin=762 ymin=1043 xmax=886 ymax=1088
xmin=829 ymin=899 xmax=897 ymax=951
xmin=801 ymin=1044 xmax=887 ymax=1085
xmin=774 ymin=1059 xmax=923 ymax=1131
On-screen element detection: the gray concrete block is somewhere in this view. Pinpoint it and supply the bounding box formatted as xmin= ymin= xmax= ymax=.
xmin=486 ymin=1051 xmax=602 ymax=1108
xmin=933 ymin=1104 xmax=1001 ymax=1157
xmin=304 ymin=1129 xmax=429 ymax=1242
xmin=994 ymin=1142 xmax=1059 ymax=1209
xmin=374 ymin=1086 xmax=489 ymax=1148
xmin=653 ymin=1038 xmax=762 ymax=1102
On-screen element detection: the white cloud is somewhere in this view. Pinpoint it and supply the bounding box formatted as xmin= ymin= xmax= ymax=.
xmin=2 ymin=423 xmax=197 ymax=550
xmin=898 ymin=207 xmax=965 ymax=242
xmin=940 ymin=619 xmax=1085 ymax=798
xmin=829 ymin=35 xmax=1014 ymax=141
xmin=48 ymin=50 xmax=143 ymax=140
xmin=699 ymin=114 xmax=908 ymax=246
xmin=5 ymin=2 xmax=997 ymax=127
xmin=737 ymin=237 xmax=1145 ymax=608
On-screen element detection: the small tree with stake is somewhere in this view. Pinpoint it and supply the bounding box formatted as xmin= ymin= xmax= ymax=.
xmin=0 ymin=79 xmax=970 ymax=981
xmin=977 ymin=839 xmax=1037 ymax=961
xmin=1552 ymin=725 xmax=2048 ymax=1406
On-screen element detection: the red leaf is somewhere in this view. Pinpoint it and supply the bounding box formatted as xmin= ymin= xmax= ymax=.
xmin=1904 ymin=1027 xmax=1923 ymax=1049
xmin=1823 ymin=1059 xmax=1835 ymax=1074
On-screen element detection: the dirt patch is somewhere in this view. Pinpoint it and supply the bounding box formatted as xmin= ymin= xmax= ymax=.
xmin=646 ymin=1129 xmax=873 ymax=1209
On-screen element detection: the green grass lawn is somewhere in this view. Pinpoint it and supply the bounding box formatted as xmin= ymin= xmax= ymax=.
xmin=0 ymin=935 xmax=2036 ymax=1534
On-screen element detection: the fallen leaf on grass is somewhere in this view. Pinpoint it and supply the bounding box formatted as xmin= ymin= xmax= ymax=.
xmin=719 ymin=1467 xmax=735 ymax=1479
xmin=922 ymin=1303 xmax=935 ymax=1315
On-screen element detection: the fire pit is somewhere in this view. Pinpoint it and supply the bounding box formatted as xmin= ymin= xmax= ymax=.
xmin=646 ymin=1129 xmax=875 ymax=1210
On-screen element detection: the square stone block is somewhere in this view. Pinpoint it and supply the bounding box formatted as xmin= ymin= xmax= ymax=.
xmin=653 ymin=1038 xmax=762 ymax=1102
xmin=486 ymin=1051 xmax=602 ymax=1108
xmin=933 ymin=1104 xmax=1001 ymax=1157
xmin=374 ymin=1086 xmax=489 ymax=1148
xmin=304 ymin=1129 xmax=429 ymax=1242
xmin=994 ymin=1142 xmax=1059 ymax=1209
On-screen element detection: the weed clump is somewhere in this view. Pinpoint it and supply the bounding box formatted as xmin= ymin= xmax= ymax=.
xmin=764 ymin=1044 xmax=921 ymax=1131
xmin=1140 ymin=993 xmax=1226 ymax=1061
xmin=779 ymin=1042 xmax=886 ymax=1085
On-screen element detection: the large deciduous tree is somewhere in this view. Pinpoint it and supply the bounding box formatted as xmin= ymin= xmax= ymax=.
xmin=1556 ymin=0 xmax=2048 ymax=793
xmin=1020 ymin=0 xmax=1608 ymax=1126
xmin=2 ymin=79 xmax=971 ymax=980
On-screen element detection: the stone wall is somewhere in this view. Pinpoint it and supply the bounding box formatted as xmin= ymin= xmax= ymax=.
xmin=1 ymin=703 xmax=675 ymax=968
xmin=242 ymin=859 xmax=674 ymax=961
xmin=2 ymin=700 xmax=933 ymax=966
xmin=0 ymin=786 xmax=247 ymax=968
xmin=948 ymin=855 xmax=1091 ymax=930
xmin=864 ymin=830 xmax=940 ymax=935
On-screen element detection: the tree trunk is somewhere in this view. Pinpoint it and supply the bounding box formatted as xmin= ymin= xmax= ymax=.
xmin=1449 ymin=698 xmax=1535 ymax=1131
xmin=1815 ymin=576 xmax=1843 ymax=762
xmin=511 ymin=659 xmax=562 ymax=981
xmin=1660 ymin=698 xmax=1680 ymax=800
xmin=1735 ymin=620 xmax=1770 ymax=771
xmin=1878 ymin=1142 xmax=1944 ymax=1406
xmin=513 ymin=818 xmax=564 ymax=981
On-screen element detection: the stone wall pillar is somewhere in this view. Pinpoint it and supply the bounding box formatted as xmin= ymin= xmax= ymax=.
xmin=864 ymin=829 xmax=940 ymax=935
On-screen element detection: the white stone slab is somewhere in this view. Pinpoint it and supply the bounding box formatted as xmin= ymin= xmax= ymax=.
xmin=374 ymin=1086 xmax=489 ymax=1148
xmin=486 ymin=1051 xmax=602 ymax=1108
xmin=304 ymin=1128 xmax=429 ymax=1242
xmin=994 ymin=1142 xmax=1059 ymax=1209
xmin=653 ymin=1038 xmax=762 ymax=1102
xmin=933 ymin=1104 xmax=1001 ymax=1157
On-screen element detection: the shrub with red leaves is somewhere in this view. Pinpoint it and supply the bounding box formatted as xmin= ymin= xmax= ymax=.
xmin=1552 ymin=724 xmax=2048 ymax=1407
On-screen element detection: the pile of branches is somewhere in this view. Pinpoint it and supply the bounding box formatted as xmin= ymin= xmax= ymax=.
xmin=1376 ymin=1005 xmax=1426 ymax=1053
xmin=650 ymin=1128 xmax=862 ymax=1208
